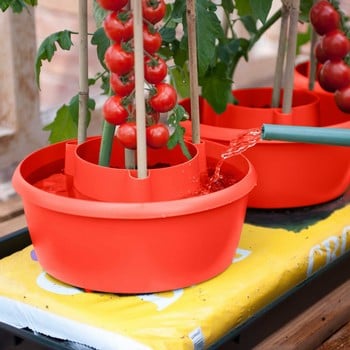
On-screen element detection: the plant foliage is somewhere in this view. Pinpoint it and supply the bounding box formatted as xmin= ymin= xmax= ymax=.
xmin=3 ymin=0 xmax=315 ymax=142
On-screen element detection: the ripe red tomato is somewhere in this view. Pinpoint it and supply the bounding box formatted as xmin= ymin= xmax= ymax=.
xmin=146 ymin=123 xmax=170 ymax=148
xmin=103 ymin=95 xmax=129 ymax=125
xmin=318 ymin=60 xmax=350 ymax=92
xmin=149 ymin=83 xmax=177 ymax=112
xmin=143 ymin=25 xmax=162 ymax=54
xmin=144 ymin=55 xmax=167 ymax=84
xmin=105 ymin=43 xmax=134 ymax=75
xmin=315 ymin=40 xmax=328 ymax=64
xmin=110 ymin=72 xmax=135 ymax=96
xmin=103 ymin=11 xmax=133 ymax=43
xmin=322 ymin=30 xmax=350 ymax=61
xmin=142 ymin=0 xmax=166 ymax=24
xmin=97 ymin=0 xmax=128 ymax=11
xmin=117 ymin=122 xmax=137 ymax=149
xmin=310 ymin=0 xmax=340 ymax=35
xmin=335 ymin=86 xmax=350 ymax=113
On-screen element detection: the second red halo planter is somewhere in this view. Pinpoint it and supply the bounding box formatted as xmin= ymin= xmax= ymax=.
xmin=294 ymin=60 xmax=350 ymax=125
xmin=181 ymin=87 xmax=350 ymax=208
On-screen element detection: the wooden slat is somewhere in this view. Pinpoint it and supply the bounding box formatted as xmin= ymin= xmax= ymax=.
xmin=0 ymin=195 xmax=23 ymax=222
xmin=317 ymin=321 xmax=350 ymax=349
xmin=253 ymin=279 xmax=350 ymax=350
xmin=0 ymin=214 xmax=26 ymax=238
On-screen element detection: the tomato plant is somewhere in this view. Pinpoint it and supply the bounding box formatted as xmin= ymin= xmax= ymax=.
xmin=103 ymin=11 xmax=133 ymax=44
xmin=318 ymin=60 xmax=350 ymax=92
xmin=105 ymin=42 xmax=134 ymax=75
xmin=142 ymin=0 xmax=166 ymax=24
xmin=96 ymin=0 xmax=128 ymax=12
xmin=146 ymin=124 xmax=170 ymax=149
xmin=322 ymin=30 xmax=350 ymax=61
xmin=335 ymin=86 xmax=350 ymax=113
xmin=116 ymin=122 xmax=137 ymax=149
xmin=309 ymin=0 xmax=340 ymax=35
xmin=26 ymin=0 xmax=317 ymax=143
xmin=103 ymin=95 xmax=129 ymax=125
xmin=144 ymin=55 xmax=167 ymax=84
xmin=149 ymin=83 xmax=177 ymax=113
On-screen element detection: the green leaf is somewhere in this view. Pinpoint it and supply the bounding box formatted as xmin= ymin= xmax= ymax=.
xmin=92 ymin=0 xmax=107 ymax=28
xmin=91 ymin=27 xmax=110 ymax=70
xmin=238 ymin=15 xmax=258 ymax=35
xmin=249 ymin=0 xmax=273 ymax=24
xmin=67 ymin=95 xmax=80 ymax=124
xmin=43 ymin=105 xmax=78 ymax=143
xmin=159 ymin=26 xmax=176 ymax=43
xmin=172 ymin=41 xmax=188 ymax=67
xmin=170 ymin=0 xmax=186 ymax=19
xmin=43 ymin=94 xmax=96 ymax=143
xmin=297 ymin=26 xmax=311 ymax=55
xmin=221 ymin=0 xmax=234 ymax=13
xmin=181 ymin=0 xmax=224 ymax=77
xmin=0 ymin=0 xmax=36 ymax=12
xmin=300 ymin=0 xmax=314 ymax=23
xmin=201 ymin=62 xmax=234 ymax=114
xmin=68 ymin=94 xmax=95 ymax=125
xmin=35 ymin=30 xmax=74 ymax=89
xmin=169 ymin=64 xmax=190 ymax=99
xmin=217 ymin=37 xmax=250 ymax=71
xmin=167 ymin=105 xmax=191 ymax=159
xmin=235 ymin=0 xmax=252 ymax=17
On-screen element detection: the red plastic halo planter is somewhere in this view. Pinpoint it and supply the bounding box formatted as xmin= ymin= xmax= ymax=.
xmin=12 ymin=138 xmax=256 ymax=293
xmin=181 ymin=87 xmax=350 ymax=208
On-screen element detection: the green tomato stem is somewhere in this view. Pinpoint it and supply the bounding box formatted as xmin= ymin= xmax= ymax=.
xmin=98 ymin=120 xmax=116 ymax=166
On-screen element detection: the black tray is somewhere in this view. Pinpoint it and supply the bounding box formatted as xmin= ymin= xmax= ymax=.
xmin=0 ymin=227 xmax=349 ymax=349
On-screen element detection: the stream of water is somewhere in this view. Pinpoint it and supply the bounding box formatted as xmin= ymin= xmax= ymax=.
xmin=205 ymin=128 xmax=261 ymax=193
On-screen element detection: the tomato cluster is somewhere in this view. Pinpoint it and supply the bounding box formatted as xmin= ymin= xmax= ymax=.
xmin=98 ymin=0 xmax=173 ymax=149
xmin=310 ymin=0 xmax=350 ymax=113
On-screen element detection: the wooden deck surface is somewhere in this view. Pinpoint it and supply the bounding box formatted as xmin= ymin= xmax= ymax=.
xmin=0 ymin=196 xmax=26 ymax=238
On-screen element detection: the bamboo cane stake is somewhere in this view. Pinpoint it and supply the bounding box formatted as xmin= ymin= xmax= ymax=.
xmin=308 ymin=28 xmax=317 ymax=91
xmin=271 ymin=2 xmax=289 ymax=107
xmin=282 ymin=0 xmax=300 ymax=114
xmin=186 ymin=0 xmax=201 ymax=144
xmin=132 ymin=0 xmax=147 ymax=178
xmin=123 ymin=1 xmax=135 ymax=169
xmin=308 ymin=0 xmax=319 ymax=91
xmin=78 ymin=0 xmax=89 ymax=144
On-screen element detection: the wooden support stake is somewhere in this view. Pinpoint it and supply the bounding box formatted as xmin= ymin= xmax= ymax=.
xmin=132 ymin=0 xmax=147 ymax=178
xmin=282 ymin=0 xmax=300 ymax=114
xmin=78 ymin=0 xmax=89 ymax=144
xmin=186 ymin=0 xmax=201 ymax=144
xmin=271 ymin=2 xmax=289 ymax=108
